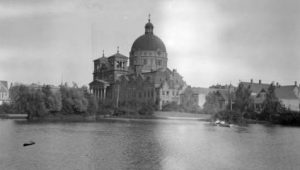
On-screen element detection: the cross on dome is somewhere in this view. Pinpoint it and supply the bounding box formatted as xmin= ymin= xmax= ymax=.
xmin=148 ymin=14 xmax=151 ymax=22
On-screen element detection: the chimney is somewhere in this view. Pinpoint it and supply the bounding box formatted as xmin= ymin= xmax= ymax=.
xmin=259 ymin=80 xmax=261 ymax=84
xmin=295 ymin=81 xmax=298 ymax=86
xmin=276 ymin=82 xmax=279 ymax=87
xmin=250 ymin=79 xmax=253 ymax=84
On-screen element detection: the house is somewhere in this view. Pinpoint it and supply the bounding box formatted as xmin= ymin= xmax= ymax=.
xmin=240 ymin=79 xmax=270 ymax=112
xmin=247 ymin=80 xmax=300 ymax=113
xmin=274 ymin=82 xmax=300 ymax=112
xmin=0 ymin=81 xmax=9 ymax=105
xmin=240 ymin=79 xmax=269 ymax=97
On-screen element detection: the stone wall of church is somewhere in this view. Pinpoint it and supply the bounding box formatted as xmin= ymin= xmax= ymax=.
xmin=115 ymin=78 xmax=157 ymax=105
xmin=129 ymin=50 xmax=167 ymax=73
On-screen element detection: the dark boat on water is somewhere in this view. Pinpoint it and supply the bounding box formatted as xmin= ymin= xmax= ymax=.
xmin=23 ymin=141 xmax=35 ymax=147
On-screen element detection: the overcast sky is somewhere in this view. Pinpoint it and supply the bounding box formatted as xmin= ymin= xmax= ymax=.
xmin=0 ymin=0 xmax=299 ymax=87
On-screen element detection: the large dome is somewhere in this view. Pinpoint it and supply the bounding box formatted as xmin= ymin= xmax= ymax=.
xmin=131 ymin=34 xmax=166 ymax=52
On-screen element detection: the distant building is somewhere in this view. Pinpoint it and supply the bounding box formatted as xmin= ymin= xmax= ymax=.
xmin=186 ymin=85 xmax=235 ymax=109
xmin=241 ymin=79 xmax=300 ymax=112
xmin=89 ymin=16 xmax=188 ymax=110
xmin=180 ymin=86 xmax=200 ymax=109
xmin=0 ymin=81 xmax=9 ymax=105
xmin=240 ymin=79 xmax=269 ymax=97
xmin=213 ymin=89 xmax=235 ymax=110
xmin=274 ymin=82 xmax=300 ymax=112
xmin=240 ymin=79 xmax=270 ymax=112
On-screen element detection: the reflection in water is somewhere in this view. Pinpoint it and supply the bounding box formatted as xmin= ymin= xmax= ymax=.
xmin=1 ymin=119 xmax=300 ymax=170
xmin=122 ymin=121 xmax=163 ymax=170
xmin=234 ymin=125 xmax=249 ymax=134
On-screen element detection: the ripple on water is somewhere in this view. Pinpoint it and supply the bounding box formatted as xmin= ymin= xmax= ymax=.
xmin=1 ymin=119 xmax=300 ymax=170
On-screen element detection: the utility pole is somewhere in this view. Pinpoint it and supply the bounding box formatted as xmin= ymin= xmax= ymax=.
xmin=229 ymin=84 xmax=232 ymax=111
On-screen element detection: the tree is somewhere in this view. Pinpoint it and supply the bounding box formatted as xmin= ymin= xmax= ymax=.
xmin=262 ymin=83 xmax=283 ymax=119
xmin=42 ymin=85 xmax=62 ymax=113
xmin=9 ymin=83 xmax=98 ymax=119
xmin=60 ymin=85 xmax=88 ymax=114
xmin=234 ymin=83 xmax=252 ymax=113
xmin=10 ymin=85 xmax=48 ymax=119
xmin=82 ymin=86 xmax=98 ymax=115
xmin=203 ymin=91 xmax=222 ymax=114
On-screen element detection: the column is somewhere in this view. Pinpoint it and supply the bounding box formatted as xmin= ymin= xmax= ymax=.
xmin=104 ymin=87 xmax=106 ymax=100
xmin=101 ymin=88 xmax=104 ymax=99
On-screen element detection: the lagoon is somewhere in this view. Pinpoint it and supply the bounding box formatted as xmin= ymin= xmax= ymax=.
xmin=0 ymin=118 xmax=300 ymax=170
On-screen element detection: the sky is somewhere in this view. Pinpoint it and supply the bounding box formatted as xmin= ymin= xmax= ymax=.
xmin=0 ymin=0 xmax=299 ymax=87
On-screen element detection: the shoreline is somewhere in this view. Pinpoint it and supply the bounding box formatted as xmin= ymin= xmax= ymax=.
xmin=0 ymin=112 xmax=274 ymax=125
xmin=0 ymin=112 xmax=211 ymax=122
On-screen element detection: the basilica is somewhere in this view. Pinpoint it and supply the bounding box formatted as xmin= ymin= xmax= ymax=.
xmin=89 ymin=17 xmax=189 ymax=110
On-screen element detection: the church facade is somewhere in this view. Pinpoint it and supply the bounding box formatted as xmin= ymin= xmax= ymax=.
xmin=89 ymin=17 xmax=187 ymax=110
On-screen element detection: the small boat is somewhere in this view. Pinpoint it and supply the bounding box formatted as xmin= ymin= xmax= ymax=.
xmin=219 ymin=121 xmax=230 ymax=128
xmin=215 ymin=120 xmax=220 ymax=124
xmin=23 ymin=141 xmax=35 ymax=147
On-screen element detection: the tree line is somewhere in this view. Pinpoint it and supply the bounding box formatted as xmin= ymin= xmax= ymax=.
xmin=0 ymin=83 xmax=156 ymax=120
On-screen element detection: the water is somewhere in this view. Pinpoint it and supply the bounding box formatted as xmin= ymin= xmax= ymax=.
xmin=0 ymin=118 xmax=300 ymax=170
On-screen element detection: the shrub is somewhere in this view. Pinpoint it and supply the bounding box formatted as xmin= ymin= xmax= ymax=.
xmin=0 ymin=102 xmax=14 ymax=114
xmin=138 ymin=103 xmax=155 ymax=115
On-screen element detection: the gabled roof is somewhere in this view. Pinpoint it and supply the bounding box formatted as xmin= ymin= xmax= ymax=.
xmin=240 ymin=82 xmax=270 ymax=94
xmin=275 ymin=85 xmax=299 ymax=100
xmin=0 ymin=81 xmax=8 ymax=88
xmin=0 ymin=82 xmax=8 ymax=93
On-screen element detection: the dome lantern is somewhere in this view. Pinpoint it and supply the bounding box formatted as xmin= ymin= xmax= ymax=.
xmin=145 ymin=14 xmax=153 ymax=34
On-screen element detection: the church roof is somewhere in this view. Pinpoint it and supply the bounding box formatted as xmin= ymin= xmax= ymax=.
xmin=108 ymin=52 xmax=128 ymax=59
xmin=131 ymin=18 xmax=166 ymax=52
xmin=131 ymin=34 xmax=166 ymax=52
